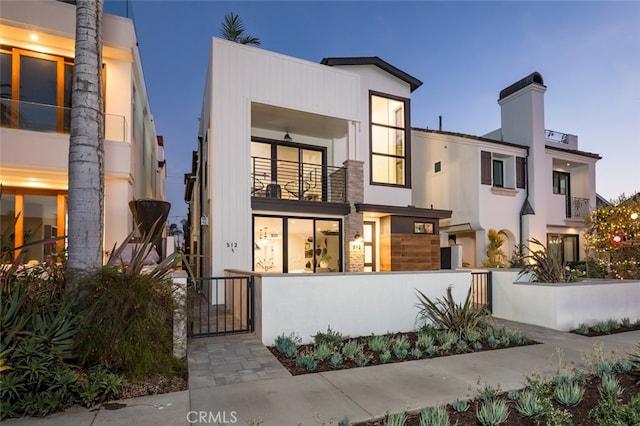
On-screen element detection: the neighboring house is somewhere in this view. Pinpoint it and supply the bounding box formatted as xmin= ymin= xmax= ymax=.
xmin=185 ymin=39 xmax=451 ymax=277
xmin=412 ymin=72 xmax=601 ymax=267
xmin=0 ymin=0 xmax=165 ymax=262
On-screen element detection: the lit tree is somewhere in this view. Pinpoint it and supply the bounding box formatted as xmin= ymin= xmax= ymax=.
xmin=584 ymin=194 xmax=640 ymax=279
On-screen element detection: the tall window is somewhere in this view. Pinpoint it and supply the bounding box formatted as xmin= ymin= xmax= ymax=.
xmin=553 ymin=171 xmax=570 ymax=195
xmin=370 ymin=93 xmax=409 ymax=186
xmin=492 ymin=159 xmax=504 ymax=187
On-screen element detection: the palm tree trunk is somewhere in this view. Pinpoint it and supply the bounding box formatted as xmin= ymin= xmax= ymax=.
xmin=67 ymin=0 xmax=104 ymax=288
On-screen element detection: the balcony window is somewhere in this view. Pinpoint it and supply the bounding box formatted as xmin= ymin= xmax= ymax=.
xmin=553 ymin=171 xmax=570 ymax=195
xmin=370 ymin=93 xmax=410 ymax=186
xmin=0 ymin=46 xmax=105 ymax=134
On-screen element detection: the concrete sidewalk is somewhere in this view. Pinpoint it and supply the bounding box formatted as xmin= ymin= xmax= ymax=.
xmin=4 ymin=321 xmax=639 ymax=426
xmin=188 ymin=321 xmax=639 ymax=425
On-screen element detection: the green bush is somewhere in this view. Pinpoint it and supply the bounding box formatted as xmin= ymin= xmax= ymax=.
xmin=518 ymin=238 xmax=578 ymax=283
xmin=589 ymin=393 xmax=640 ymax=425
xmin=74 ymin=266 xmax=182 ymax=378
xmin=476 ymin=399 xmax=509 ymax=426
xmin=0 ymin=254 xmax=121 ymax=420
xmin=312 ymin=325 xmax=343 ymax=348
xmin=415 ymin=285 xmax=488 ymax=336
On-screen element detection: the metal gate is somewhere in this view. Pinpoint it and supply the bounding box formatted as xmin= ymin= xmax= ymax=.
xmin=189 ymin=276 xmax=254 ymax=337
xmin=471 ymin=271 xmax=492 ymax=312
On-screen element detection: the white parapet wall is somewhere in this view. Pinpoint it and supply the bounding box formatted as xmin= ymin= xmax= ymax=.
xmin=251 ymin=270 xmax=472 ymax=345
xmin=492 ymin=270 xmax=640 ymax=331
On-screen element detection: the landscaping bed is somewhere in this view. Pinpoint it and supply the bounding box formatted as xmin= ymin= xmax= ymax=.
xmin=268 ymin=322 xmax=538 ymax=376
xmin=570 ymin=318 xmax=640 ymax=337
xmin=355 ymin=372 xmax=639 ymax=426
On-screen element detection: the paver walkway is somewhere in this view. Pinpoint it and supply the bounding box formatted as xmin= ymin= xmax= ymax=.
xmin=187 ymin=333 xmax=290 ymax=389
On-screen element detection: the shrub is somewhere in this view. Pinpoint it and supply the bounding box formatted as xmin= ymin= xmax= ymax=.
xmin=417 ymin=332 xmax=435 ymax=349
xmin=476 ymin=399 xmax=509 ymax=426
xmin=74 ymin=265 xmax=182 ymax=378
xmin=295 ymin=353 xmax=317 ymax=371
xmin=410 ymin=347 xmax=422 ymax=359
xmin=367 ymin=334 xmax=390 ymax=353
xmin=313 ymin=342 xmax=333 ymax=361
xmin=620 ymin=317 xmax=631 ymax=327
xmin=553 ymin=382 xmax=584 ymax=406
xmin=463 ymin=328 xmax=481 ymax=343
xmin=515 ymin=390 xmax=544 ymax=418
xmin=478 ymin=382 xmax=500 ymax=402
xmin=575 ymin=323 xmax=590 ymax=335
xmin=518 ymin=238 xmax=577 ymax=283
xmin=419 ymin=406 xmax=450 ymax=426
xmin=450 ymin=399 xmax=468 ymax=413
xmin=415 ymin=285 xmax=488 ymax=337
xmin=385 ymin=411 xmax=407 ymax=426
xmin=392 ymin=335 xmax=410 ymax=359
xmin=589 ymin=393 xmax=640 ymax=425
xmin=472 ymin=341 xmax=483 ymax=351
xmin=379 ymin=350 xmax=392 ymax=364
xmin=630 ymin=343 xmax=640 ymax=385
xmin=592 ymin=321 xmax=611 ymax=334
xmin=312 ymin=325 xmax=343 ymax=348
xmin=275 ymin=333 xmax=300 ymax=358
xmin=329 ymin=352 xmax=343 ymax=369
xmin=341 ymin=340 xmax=361 ymax=359
xmin=598 ymin=374 xmax=624 ymax=400
xmin=506 ymin=390 xmax=519 ymax=401
xmin=483 ymin=229 xmax=507 ymax=268
xmin=354 ymin=352 xmax=369 ymax=367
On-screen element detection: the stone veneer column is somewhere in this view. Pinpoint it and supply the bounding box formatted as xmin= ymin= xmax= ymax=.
xmin=343 ymin=160 xmax=364 ymax=272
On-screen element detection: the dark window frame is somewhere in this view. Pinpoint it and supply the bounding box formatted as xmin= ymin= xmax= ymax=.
xmin=369 ymin=90 xmax=411 ymax=188
xmin=492 ymin=159 xmax=504 ymax=188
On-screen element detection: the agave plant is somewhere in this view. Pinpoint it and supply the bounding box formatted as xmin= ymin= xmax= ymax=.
xmin=517 ymin=238 xmax=577 ymax=283
xmin=415 ymin=285 xmax=488 ymax=336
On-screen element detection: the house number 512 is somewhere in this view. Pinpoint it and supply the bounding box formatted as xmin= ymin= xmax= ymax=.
xmin=226 ymin=242 xmax=238 ymax=253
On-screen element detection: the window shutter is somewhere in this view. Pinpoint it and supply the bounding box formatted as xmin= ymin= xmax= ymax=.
xmin=516 ymin=156 xmax=526 ymax=188
xmin=481 ymin=151 xmax=492 ymax=185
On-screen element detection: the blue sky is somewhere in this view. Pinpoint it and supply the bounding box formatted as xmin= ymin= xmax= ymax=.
xmin=117 ymin=1 xmax=640 ymax=224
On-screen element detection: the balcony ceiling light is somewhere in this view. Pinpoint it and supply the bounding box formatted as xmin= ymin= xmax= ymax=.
xmin=30 ymin=33 xmax=39 ymax=41
xmin=283 ymin=132 xmax=293 ymax=142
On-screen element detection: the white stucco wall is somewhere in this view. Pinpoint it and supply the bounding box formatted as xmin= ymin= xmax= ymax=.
xmin=255 ymin=270 xmax=471 ymax=345
xmin=492 ymin=270 xmax=640 ymax=331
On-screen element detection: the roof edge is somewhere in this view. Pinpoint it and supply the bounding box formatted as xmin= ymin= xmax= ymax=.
xmin=321 ymin=56 xmax=423 ymax=92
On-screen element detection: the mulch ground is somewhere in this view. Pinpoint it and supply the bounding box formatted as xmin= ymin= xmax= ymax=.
xmin=356 ymin=373 xmax=639 ymax=426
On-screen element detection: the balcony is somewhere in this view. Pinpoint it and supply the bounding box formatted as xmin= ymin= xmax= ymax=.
xmin=1 ymin=99 xmax=126 ymax=142
xmin=568 ymin=197 xmax=590 ymax=219
xmin=545 ymin=129 xmax=578 ymax=149
xmin=251 ymin=156 xmax=346 ymax=203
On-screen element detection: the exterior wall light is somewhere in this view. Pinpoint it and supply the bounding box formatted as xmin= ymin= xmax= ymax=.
xmin=354 ymin=232 xmax=363 ymax=241
xmin=283 ymin=132 xmax=292 ymax=142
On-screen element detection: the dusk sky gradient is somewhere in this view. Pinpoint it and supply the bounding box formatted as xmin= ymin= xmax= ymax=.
xmin=113 ymin=1 xmax=640 ymax=224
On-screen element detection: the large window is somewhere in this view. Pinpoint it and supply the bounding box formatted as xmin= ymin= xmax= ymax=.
xmin=0 ymin=46 xmax=104 ymax=133
xmin=253 ymin=215 xmax=341 ymax=273
xmin=370 ymin=93 xmax=409 ymax=186
xmin=547 ymin=233 xmax=578 ymax=264
xmin=0 ymin=188 xmax=67 ymax=262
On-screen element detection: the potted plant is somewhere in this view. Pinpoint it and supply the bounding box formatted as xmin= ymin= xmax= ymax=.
xmin=319 ymin=253 xmax=331 ymax=268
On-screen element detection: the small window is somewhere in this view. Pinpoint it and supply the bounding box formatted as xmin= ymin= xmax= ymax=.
xmin=492 ymin=159 xmax=504 ymax=187
xmin=414 ymin=222 xmax=434 ymax=234
xmin=434 ymin=161 xmax=441 ymax=173
xmin=516 ymin=156 xmax=526 ymax=189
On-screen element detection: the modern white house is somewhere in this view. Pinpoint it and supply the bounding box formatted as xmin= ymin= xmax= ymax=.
xmin=0 ymin=0 xmax=166 ymax=262
xmin=186 ymin=38 xmax=451 ymax=278
xmin=412 ymin=72 xmax=601 ymax=267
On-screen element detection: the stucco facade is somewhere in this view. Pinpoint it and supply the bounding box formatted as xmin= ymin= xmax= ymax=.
xmin=0 ymin=0 xmax=165 ymax=260
xmin=412 ymin=73 xmax=600 ymax=267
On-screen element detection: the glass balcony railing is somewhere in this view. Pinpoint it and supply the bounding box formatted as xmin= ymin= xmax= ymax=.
xmin=251 ymin=156 xmax=346 ymax=203
xmin=1 ymin=98 xmax=126 ymax=142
